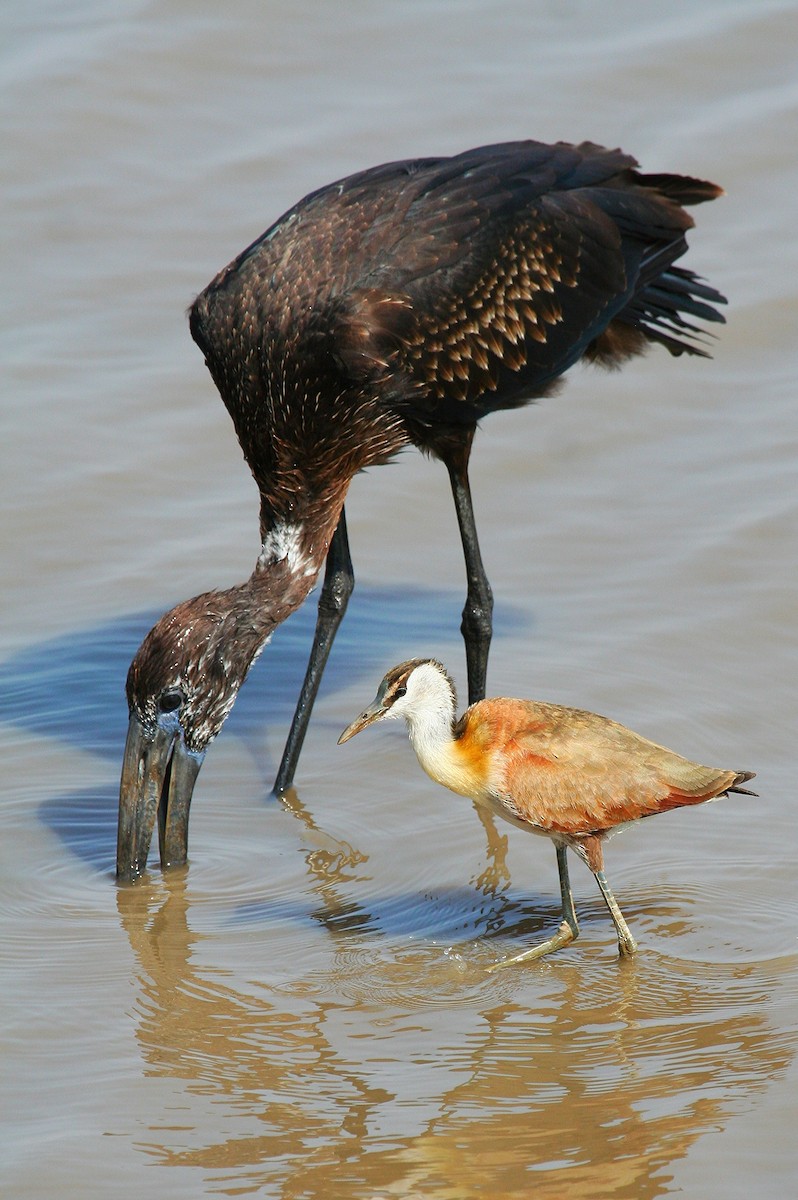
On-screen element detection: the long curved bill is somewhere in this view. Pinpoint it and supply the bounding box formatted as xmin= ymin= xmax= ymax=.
xmin=337 ymin=700 xmax=386 ymax=745
xmin=116 ymin=715 xmax=204 ymax=883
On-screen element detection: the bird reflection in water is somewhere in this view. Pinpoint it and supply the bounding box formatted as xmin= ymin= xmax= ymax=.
xmin=116 ymin=861 xmax=789 ymax=1199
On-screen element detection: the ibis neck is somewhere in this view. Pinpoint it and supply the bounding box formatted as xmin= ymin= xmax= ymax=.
xmin=214 ymin=513 xmax=339 ymax=669
xmin=199 ymin=557 xmax=316 ymax=681
xmin=257 ymin=486 xmax=347 ymax=579
xmin=189 ymin=505 xmax=343 ymax=704
xmin=246 ymin=531 xmax=327 ymax=637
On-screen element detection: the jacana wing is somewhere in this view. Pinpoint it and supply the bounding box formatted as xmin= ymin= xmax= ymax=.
xmin=500 ymin=702 xmax=741 ymax=836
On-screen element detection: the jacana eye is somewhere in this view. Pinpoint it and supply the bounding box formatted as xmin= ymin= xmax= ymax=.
xmin=158 ymin=689 xmax=185 ymax=713
xmin=394 ymin=686 xmax=407 ymax=698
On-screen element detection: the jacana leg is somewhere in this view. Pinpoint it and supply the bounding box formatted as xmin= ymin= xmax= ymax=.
xmin=485 ymin=845 xmax=579 ymax=972
xmin=273 ymin=509 xmax=354 ymax=795
xmin=444 ymin=435 xmax=494 ymax=706
xmin=594 ymin=869 xmax=638 ymax=957
xmin=556 ymin=844 xmax=580 ymax=942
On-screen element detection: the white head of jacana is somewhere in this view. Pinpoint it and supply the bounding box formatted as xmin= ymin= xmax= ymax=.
xmin=338 ymin=659 xmax=755 ymax=966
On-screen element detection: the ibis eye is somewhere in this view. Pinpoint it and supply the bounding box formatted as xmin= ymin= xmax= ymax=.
xmin=159 ymin=689 xmax=185 ymax=714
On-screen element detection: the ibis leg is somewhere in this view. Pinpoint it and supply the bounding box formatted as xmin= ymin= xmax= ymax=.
xmin=444 ymin=436 xmax=494 ymax=705
xmin=444 ymin=438 xmax=507 ymax=887
xmin=594 ymin=869 xmax=638 ymax=957
xmin=486 ymin=845 xmax=580 ymax=972
xmin=273 ymin=509 xmax=354 ymax=795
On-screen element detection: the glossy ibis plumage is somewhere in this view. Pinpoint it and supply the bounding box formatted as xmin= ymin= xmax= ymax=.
xmin=118 ymin=139 xmax=726 ymax=882
xmin=338 ymin=659 xmax=755 ymax=963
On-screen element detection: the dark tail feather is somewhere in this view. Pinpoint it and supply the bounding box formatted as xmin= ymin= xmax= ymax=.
xmin=646 ymin=267 xmax=726 ymax=308
xmin=625 ymin=262 xmax=727 ymax=358
xmin=729 ymin=770 xmax=757 ymax=797
xmin=645 ymin=278 xmax=727 ymax=325
xmin=637 ymin=171 xmax=724 ymax=206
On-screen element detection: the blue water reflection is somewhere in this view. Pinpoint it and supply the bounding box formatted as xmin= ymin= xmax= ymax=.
xmin=1 ymin=585 xmax=524 ymax=871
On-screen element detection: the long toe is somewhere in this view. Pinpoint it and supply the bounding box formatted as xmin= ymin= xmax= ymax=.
xmin=485 ymin=919 xmax=578 ymax=973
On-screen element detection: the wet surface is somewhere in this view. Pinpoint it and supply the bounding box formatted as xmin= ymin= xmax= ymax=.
xmin=3 ymin=1 xmax=797 ymax=1196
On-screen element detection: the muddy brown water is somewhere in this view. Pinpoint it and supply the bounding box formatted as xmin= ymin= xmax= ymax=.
xmin=3 ymin=2 xmax=797 ymax=1196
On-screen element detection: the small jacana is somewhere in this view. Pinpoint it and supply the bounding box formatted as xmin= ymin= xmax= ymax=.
xmin=338 ymin=659 xmax=755 ymax=966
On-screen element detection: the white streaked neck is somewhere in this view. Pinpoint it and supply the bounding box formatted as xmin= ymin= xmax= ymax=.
xmin=258 ymin=521 xmax=317 ymax=577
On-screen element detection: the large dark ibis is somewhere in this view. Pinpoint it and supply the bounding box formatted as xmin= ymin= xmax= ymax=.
xmin=117 ymin=139 xmax=725 ymax=881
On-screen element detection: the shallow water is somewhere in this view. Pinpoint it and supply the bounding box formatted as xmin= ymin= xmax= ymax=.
xmin=2 ymin=1 xmax=797 ymax=1196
